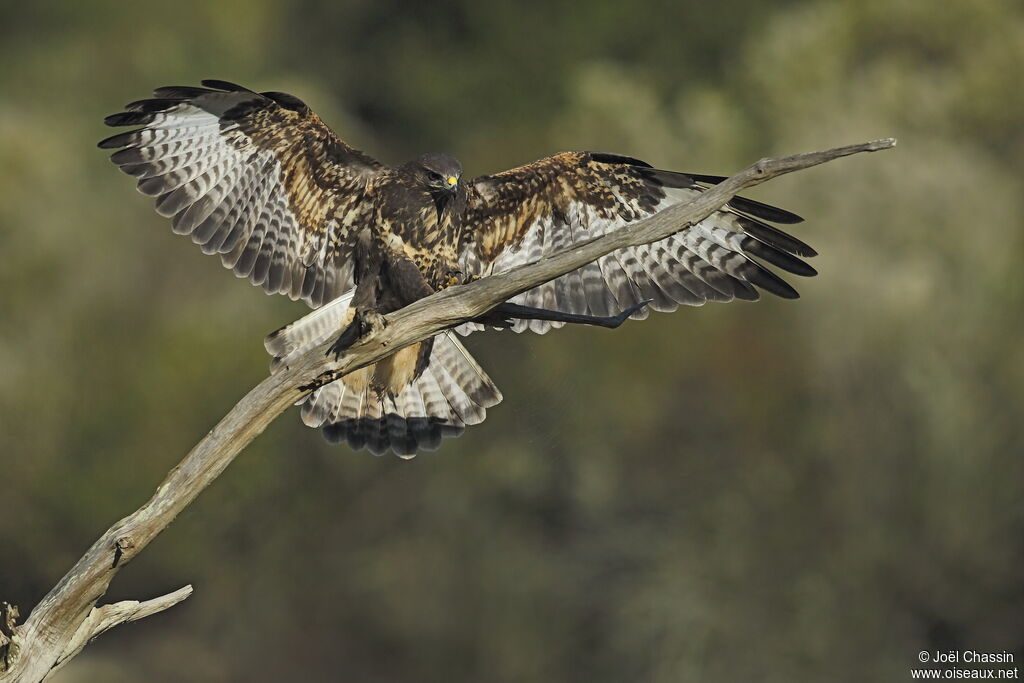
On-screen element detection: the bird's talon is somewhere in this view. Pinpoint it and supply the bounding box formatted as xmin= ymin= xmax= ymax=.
xmin=363 ymin=311 xmax=387 ymax=334
xmin=326 ymin=317 xmax=363 ymax=359
xmin=326 ymin=339 xmax=348 ymax=360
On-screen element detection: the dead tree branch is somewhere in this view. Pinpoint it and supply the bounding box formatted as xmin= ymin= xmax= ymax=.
xmin=0 ymin=137 xmax=895 ymax=682
xmin=47 ymin=586 xmax=193 ymax=677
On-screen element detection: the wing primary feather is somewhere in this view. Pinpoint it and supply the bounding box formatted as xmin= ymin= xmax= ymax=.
xmin=98 ymin=129 xmax=145 ymax=149
xmin=741 ymin=237 xmax=817 ymax=276
xmin=103 ymin=111 xmax=157 ymax=127
xmin=644 ymin=168 xmax=804 ymax=223
xmin=685 ymin=172 xmax=728 ymax=184
xmin=152 ymin=85 xmax=220 ymax=99
xmin=200 ymin=79 xmax=253 ymax=92
xmin=735 ymin=215 xmax=817 ymax=257
xmin=682 ymin=172 xmax=804 ymax=224
xmin=727 ymin=196 xmax=804 ymax=224
xmin=123 ymin=98 xmax=183 ymax=113
xmin=743 ymin=263 xmax=800 ymax=299
xmin=585 ymin=151 xmax=654 ymax=168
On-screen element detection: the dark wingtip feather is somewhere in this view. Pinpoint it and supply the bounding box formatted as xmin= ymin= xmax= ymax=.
xmin=727 ymin=196 xmax=804 ymax=224
xmin=109 ymin=146 xmax=146 ymax=164
xmin=201 ymin=79 xmax=252 ymax=92
xmin=260 ymin=91 xmax=310 ymax=113
xmin=741 ymin=238 xmax=818 ymax=277
xmin=123 ymin=98 xmax=179 ymax=113
xmin=640 ymin=167 xmax=698 ymax=189
xmin=746 ymin=264 xmax=800 ymax=299
xmin=736 ymin=216 xmax=817 ymax=257
xmin=731 ymin=279 xmax=761 ymax=302
xmin=153 ymin=85 xmax=217 ymax=99
xmin=685 ymin=172 xmax=728 ymax=184
xmin=103 ymin=111 xmax=155 ymax=127
xmin=97 ymin=129 xmax=141 ymax=148
xmin=586 ymin=151 xmax=654 ymax=168
xmin=685 ymin=172 xmax=805 ymax=224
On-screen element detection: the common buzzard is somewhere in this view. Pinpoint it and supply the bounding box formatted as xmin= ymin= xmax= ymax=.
xmin=101 ymin=80 xmax=815 ymax=457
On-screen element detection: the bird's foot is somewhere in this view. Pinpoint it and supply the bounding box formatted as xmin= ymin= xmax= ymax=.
xmin=326 ymin=321 xmax=360 ymax=360
xmin=326 ymin=310 xmax=389 ymax=360
xmin=475 ymin=299 xmax=654 ymax=330
xmin=435 ymin=266 xmax=465 ymax=288
xmin=362 ymin=310 xmax=388 ymax=335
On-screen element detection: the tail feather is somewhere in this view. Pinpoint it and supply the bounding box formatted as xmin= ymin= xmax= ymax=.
xmin=429 ymin=362 xmax=484 ymax=425
xmin=384 ymin=396 xmax=416 ymax=456
xmin=431 ymin=330 xmax=505 ymax=408
xmin=300 ymin=379 xmax=338 ymax=428
xmin=417 ymin=359 xmax=467 ymax=441
xmin=396 ymin=382 xmax=443 ymax=452
xmin=360 ymin=395 xmax=387 ymax=455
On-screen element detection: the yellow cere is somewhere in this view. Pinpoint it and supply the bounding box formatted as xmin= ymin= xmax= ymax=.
xmin=447 ymin=176 xmax=458 ymax=186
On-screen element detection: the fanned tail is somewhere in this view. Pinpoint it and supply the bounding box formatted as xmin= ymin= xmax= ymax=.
xmin=302 ymin=332 xmax=501 ymax=457
xmin=264 ymin=296 xmax=502 ymax=457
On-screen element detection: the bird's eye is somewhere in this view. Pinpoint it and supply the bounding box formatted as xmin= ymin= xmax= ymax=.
xmin=428 ymin=171 xmax=442 ymax=181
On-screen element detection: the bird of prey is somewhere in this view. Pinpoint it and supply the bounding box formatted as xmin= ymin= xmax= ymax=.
xmin=101 ymin=80 xmax=816 ymax=458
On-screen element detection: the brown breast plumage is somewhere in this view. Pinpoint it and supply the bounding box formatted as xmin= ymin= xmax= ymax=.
xmin=369 ymin=171 xmax=465 ymax=290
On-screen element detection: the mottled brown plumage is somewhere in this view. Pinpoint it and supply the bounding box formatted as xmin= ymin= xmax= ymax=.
xmin=101 ymin=80 xmax=816 ymax=456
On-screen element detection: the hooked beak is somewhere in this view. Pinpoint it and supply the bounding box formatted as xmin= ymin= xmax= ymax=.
xmin=445 ymin=175 xmax=459 ymax=192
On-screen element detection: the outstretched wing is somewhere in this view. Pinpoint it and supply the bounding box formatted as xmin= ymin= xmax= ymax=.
xmin=458 ymin=152 xmax=816 ymax=334
xmin=100 ymin=80 xmax=383 ymax=307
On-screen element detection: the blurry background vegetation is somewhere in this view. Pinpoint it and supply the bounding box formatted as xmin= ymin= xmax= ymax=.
xmin=1 ymin=0 xmax=1022 ymax=680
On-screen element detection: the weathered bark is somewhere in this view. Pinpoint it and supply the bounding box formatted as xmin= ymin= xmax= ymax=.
xmin=0 ymin=138 xmax=895 ymax=682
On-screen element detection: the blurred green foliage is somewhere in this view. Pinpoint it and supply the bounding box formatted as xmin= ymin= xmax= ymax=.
xmin=1 ymin=0 xmax=1022 ymax=681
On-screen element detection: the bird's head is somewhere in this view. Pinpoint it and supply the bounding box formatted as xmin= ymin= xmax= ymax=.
xmin=413 ymin=152 xmax=462 ymax=195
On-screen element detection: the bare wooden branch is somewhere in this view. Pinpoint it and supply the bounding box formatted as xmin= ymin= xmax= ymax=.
xmin=0 ymin=137 xmax=895 ymax=682
xmin=49 ymin=586 xmax=193 ymax=677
